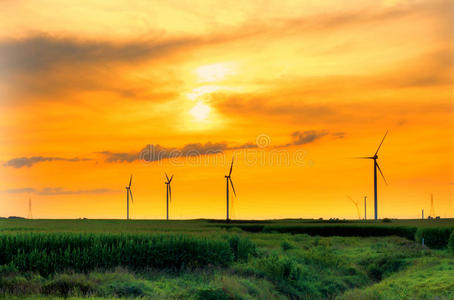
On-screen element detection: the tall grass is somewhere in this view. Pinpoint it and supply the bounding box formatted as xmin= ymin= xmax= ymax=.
xmin=0 ymin=233 xmax=256 ymax=275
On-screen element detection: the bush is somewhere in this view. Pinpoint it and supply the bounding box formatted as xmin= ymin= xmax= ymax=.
xmin=226 ymin=235 xmax=257 ymax=261
xmin=365 ymin=255 xmax=408 ymax=281
xmin=0 ymin=275 xmax=41 ymax=295
xmin=0 ymin=263 xmax=18 ymax=276
xmin=262 ymin=225 xmax=417 ymax=240
xmin=448 ymin=231 xmax=454 ymax=254
xmin=42 ymin=274 xmax=94 ymax=297
xmin=106 ymin=281 xmax=149 ymax=297
xmin=280 ymin=240 xmax=295 ymax=251
xmin=195 ymin=288 xmax=230 ymax=300
xmin=256 ymin=253 xmax=302 ymax=284
xmin=415 ymin=228 xmax=453 ymax=249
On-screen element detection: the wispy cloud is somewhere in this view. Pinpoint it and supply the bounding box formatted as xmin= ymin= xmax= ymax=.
xmin=100 ymin=131 xmax=341 ymax=164
xmin=100 ymin=142 xmax=231 ymax=164
xmin=0 ymin=187 xmax=116 ymax=195
xmin=3 ymin=156 xmax=92 ymax=168
xmin=291 ymin=130 xmax=329 ymax=145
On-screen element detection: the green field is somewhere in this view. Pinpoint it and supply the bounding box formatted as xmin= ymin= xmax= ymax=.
xmin=0 ymin=219 xmax=453 ymax=299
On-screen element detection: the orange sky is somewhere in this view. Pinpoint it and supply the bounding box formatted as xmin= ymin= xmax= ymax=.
xmin=0 ymin=0 xmax=453 ymax=219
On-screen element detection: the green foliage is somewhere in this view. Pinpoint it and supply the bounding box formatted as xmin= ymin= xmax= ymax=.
xmin=280 ymin=240 xmax=295 ymax=251
xmin=0 ymin=219 xmax=453 ymax=299
xmin=448 ymin=231 xmax=454 ymax=254
xmin=258 ymin=252 xmax=302 ymax=284
xmin=0 ymin=233 xmax=238 ymax=275
xmin=262 ymin=225 xmax=417 ymax=240
xmin=338 ymin=257 xmax=454 ymax=300
xmin=103 ymin=280 xmax=149 ymax=297
xmin=42 ymin=274 xmax=94 ymax=297
xmin=415 ymin=227 xmax=453 ymax=249
xmin=362 ymin=255 xmax=409 ymax=281
xmin=0 ymin=274 xmax=41 ymax=295
xmin=225 ymin=235 xmax=257 ymax=261
xmin=0 ymin=263 xmax=18 ymax=276
xmin=194 ymin=288 xmax=230 ymax=300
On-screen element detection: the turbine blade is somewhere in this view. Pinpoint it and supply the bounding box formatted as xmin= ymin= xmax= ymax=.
xmin=129 ymin=174 xmax=132 ymax=188
xmin=347 ymin=195 xmax=353 ymax=202
xmin=375 ymin=130 xmax=388 ymax=156
xmin=169 ymin=175 xmax=173 ymax=183
xmin=129 ymin=189 xmax=134 ymax=204
xmin=229 ymin=158 xmax=234 ymax=176
xmin=229 ymin=178 xmax=236 ymax=197
xmin=165 ymin=173 xmax=169 ymax=181
xmin=350 ymin=157 xmax=374 ymax=159
xmin=376 ymin=162 xmax=388 ymax=185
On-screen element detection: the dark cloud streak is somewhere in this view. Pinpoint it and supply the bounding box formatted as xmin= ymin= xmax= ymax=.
xmin=0 ymin=187 xmax=116 ymax=195
xmin=3 ymin=156 xmax=92 ymax=168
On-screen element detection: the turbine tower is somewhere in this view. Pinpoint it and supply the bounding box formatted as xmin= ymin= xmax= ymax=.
xmin=347 ymin=195 xmax=361 ymax=220
xmin=354 ymin=131 xmax=388 ymax=220
xmin=165 ymin=173 xmax=173 ymax=220
xmin=125 ymin=175 xmax=134 ymax=220
xmin=429 ymin=193 xmax=435 ymax=218
xmin=225 ymin=158 xmax=236 ymax=222
xmin=27 ymin=198 xmax=32 ymax=219
xmin=364 ymin=196 xmax=367 ymax=220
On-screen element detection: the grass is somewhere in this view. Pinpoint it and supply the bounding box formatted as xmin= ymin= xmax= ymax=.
xmin=0 ymin=219 xmax=453 ymax=299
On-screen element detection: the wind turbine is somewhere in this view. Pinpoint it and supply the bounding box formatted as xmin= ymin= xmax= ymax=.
xmin=354 ymin=131 xmax=388 ymax=220
xmin=125 ymin=175 xmax=134 ymax=220
xmin=165 ymin=173 xmax=173 ymax=220
xmin=347 ymin=195 xmax=361 ymax=220
xmin=364 ymin=196 xmax=367 ymax=220
xmin=225 ymin=158 xmax=236 ymax=222
xmin=27 ymin=198 xmax=32 ymax=219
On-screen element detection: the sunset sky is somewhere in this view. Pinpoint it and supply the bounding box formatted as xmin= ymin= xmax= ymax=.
xmin=0 ymin=0 xmax=453 ymax=219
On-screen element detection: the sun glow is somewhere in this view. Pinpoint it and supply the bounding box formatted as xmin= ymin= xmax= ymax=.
xmin=189 ymin=101 xmax=211 ymax=121
xmin=195 ymin=62 xmax=235 ymax=83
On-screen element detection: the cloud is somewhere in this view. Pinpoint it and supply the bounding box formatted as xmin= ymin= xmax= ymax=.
xmin=291 ymin=130 xmax=329 ymax=145
xmin=210 ymin=92 xmax=334 ymax=121
xmin=0 ymin=188 xmax=35 ymax=194
xmin=0 ymin=34 xmax=196 ymax=101
xmin=100 ymin=142 xmax=230 ymax=163
xmin=3 ymin=156 xmax=92 ymax=168
xmin=0 ymin=34 xmax=196 ymax=75
xmin=0 ymin=187 xmax=116 ymax=195
xmin=100 ymin=132 xmax=339 ymax=164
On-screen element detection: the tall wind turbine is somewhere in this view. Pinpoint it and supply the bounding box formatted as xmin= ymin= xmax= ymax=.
xmin=225 ymin=158 xmax=236 ymax=222
xmin=347 ymin=195 xmax=361 ymax=220
xmin=27 ymin=198 xmax=32 ymax=219
xmin=125 ymin=175 xmax=134 ymax=220
xmin=165 ymin=173 xmax=173 ymax=220
xmin=354 ymin=131 xmax=388 ymax=220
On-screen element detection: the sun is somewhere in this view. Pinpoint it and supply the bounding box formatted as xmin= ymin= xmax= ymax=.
xmin=195 ymin=62 xmax=235 ymax=83
xmin=189 ymin=101 xmax=211 ymax=121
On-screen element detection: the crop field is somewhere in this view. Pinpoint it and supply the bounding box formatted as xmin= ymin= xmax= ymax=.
xmin=0 ymin=219 xmax=453 ymax=299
